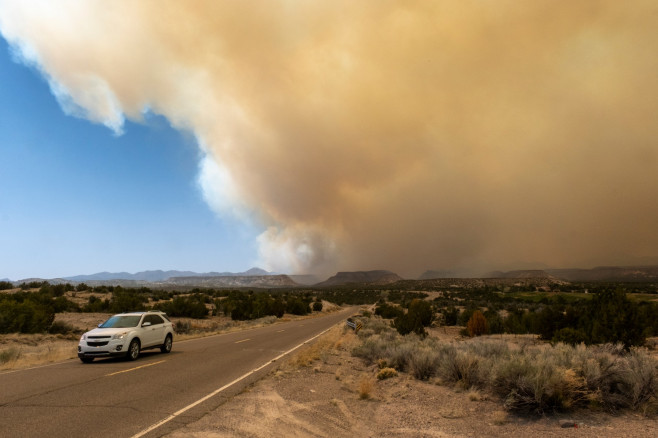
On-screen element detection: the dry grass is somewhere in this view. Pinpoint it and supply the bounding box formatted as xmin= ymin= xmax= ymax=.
xmin=0 ymin=337 xmax=78 ymax=370
xmin=491 ymin=410 xmax=509 ymax=425
xmin=468 ymin=389 xmax=484 ymax=401
xmin=377 ymin=367 xmax=398 ymax=380
xmin=359 ymin=376 xmax=374 ymax=399
xmin=288 ymin=326 xmax=344 ymax=369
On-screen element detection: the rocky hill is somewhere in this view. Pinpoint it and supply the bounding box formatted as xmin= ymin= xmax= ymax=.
xmin=63 ymin=267 xmax=272 ymax=283
xmin=166 ymin=274 xmax=298 ymax=288
xmin=547 ymin=266 xmax=658 ymax=282
xmin=315 ymin=270 xmax=403 ymax=287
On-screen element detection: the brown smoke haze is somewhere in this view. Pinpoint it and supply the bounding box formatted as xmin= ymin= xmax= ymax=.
xmin=1 ymin=1 xmax=657 ymax=277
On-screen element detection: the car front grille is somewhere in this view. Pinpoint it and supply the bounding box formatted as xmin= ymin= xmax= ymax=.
xmin=87 ymin=341 xmax=109 ymax=347
xmin=87 ymin=336 xmax=111 ymax=347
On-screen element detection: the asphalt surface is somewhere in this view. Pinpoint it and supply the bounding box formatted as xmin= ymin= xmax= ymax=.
xmin=0 ymin=308 xmax=354 ymax=438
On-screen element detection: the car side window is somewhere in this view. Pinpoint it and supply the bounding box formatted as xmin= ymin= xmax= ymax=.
xmin=150 ymin=315 xmax=164 ymax=325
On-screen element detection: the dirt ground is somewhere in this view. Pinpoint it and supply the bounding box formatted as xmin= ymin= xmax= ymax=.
xmin=166 ymin=326 xmax=658 ymax=438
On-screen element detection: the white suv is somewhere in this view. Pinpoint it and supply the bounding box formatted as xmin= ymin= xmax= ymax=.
xmin=78 ymin=311 xmax=174 ymax=363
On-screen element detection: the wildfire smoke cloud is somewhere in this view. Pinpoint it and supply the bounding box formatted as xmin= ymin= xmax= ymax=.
xmin=1 ymin=1 xmax=657 ymax=276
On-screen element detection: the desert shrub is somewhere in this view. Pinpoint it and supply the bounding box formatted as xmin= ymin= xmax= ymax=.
xmin=464 ymin=338 xmax=510 ymax=359
xmin=502 ymin=366 xmax=588 ymax=414
xmin=109 ymin=289 xmax=147 ymax=313
xmin=0 ymin=281 xmax=13 ymax=291
xmin=393 ymin=299 xmax=433 ymax=336
xmin=443 ymin=306 xmax=459 ymax=326
xmin=409 ymin=347 xmax=440 ymax=380
xmin=385 ymin=340 xmax=417 ymax=372
xmin=437 ymin=346 xmax=483 ymax=388
xmin=375 ymin=302 xmax=404 ymax=319
xmin=552 ymin=327 xmax=588 ymax=345
xmin=618 ymin=350 xmax=658 ymax=410
xmin=467 ymin=310 xmax=488 ymax=337
xmin=48 ymin=321 xmax=76 ymax=335
xmin=359 ymin=377 xmax=374 ymax=399
xmin=0 ymin=347 xmax=21 ymax=364
xmin=156 ymin=295 xmax=208 ymax=318
xmin=312 ymin=301 xmax=323 ymax=312
xmin=351 ymin=315 xmax=658 ymax=415
xmin=174 ymin=320 xmax=191 ymax=334
xmin=0 ymin=299 xmax=55 ymax=333
xmin=83 ymin=295 xmax=110 ymax=312
xmin=377 ymin=367 xmax=398 ymax=380
xmin=358 ymin=317 xmax=394 ymax=338
xmin=286 ymin=297 xmax=310 ymax=315
xmin=352 ymin=336 xmax=388 ymax=365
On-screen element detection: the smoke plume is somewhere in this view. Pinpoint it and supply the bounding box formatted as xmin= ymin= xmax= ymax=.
xmin=2 ymin=1 xmax=657 ymax=276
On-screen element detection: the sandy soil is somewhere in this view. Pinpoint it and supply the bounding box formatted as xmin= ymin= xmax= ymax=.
xmin=166 ymin=326 xmax=658 ymax=438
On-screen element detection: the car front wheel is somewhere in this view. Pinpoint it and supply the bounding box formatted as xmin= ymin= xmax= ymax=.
xmin=160 ymin=334 xmax=173 ymax=354
xmin=127 ymin=339 xmax=140 ymax=361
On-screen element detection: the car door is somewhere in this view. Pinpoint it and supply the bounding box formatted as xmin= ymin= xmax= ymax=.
xmin=143 ymin=314 xmax=166 ymax=347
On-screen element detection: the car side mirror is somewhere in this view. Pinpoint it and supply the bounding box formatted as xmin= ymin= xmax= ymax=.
xmin=142 ymin=322 xmax=152 ymax=327
xmin=98 ymin=323 xmax=102 ymax=328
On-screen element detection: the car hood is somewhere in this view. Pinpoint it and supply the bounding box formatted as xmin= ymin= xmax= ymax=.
xmin=84 ymin=327 xmax=135 ymax=337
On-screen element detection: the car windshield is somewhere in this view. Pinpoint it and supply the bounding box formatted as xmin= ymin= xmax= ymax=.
xmin=99 ymin=315 xmax=141 ymax=328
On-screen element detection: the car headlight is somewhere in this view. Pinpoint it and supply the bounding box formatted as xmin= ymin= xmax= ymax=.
xmin=112 ymin=332 xmax=129 ymax=340
xmin=80 ymin=334 xmax=86 ymax=341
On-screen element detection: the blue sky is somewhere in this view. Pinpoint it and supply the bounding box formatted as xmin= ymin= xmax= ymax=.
xmin=0 ymin=38 xmax=260 ymax=280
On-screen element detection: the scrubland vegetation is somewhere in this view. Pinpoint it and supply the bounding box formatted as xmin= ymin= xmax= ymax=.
xmin=2 ymin=278 xmax=658 ymax=417
xmin=352 ymin=316 xmax=658 ymax=416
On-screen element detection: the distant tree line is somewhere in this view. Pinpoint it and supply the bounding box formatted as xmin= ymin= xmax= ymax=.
xmin=2 ymin=280 xmax=657 ymax=348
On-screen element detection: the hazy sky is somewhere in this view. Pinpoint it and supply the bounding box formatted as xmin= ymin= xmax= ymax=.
xmin=1 ymin=1 xmax=657 ymax=280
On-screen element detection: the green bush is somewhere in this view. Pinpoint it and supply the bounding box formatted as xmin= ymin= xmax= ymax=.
xmin=0 ymin=299 xmax=55 ymax=333
xmin=156 ymin=296 xmax=208 ymax=318
xmin=552 ymin=327 xmax=588 ymax=345
xmin=393 ymin=299 xmax=433 ymax=336
xmin=376 ymin=302 xmax=403 ymax=319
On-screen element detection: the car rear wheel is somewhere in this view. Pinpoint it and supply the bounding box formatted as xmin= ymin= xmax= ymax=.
xmin=128 ymin=339 xmax=140 ymax=361
xmin=160 ymin=334 xmax=173 ymax=354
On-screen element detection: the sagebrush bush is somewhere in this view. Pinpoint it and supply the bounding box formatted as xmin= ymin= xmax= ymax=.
xmin=351 ymin=316 xmax=658 ymax=415
xmin=48 ymin=321 xmax=76 ymax=335
xmin=351 ymin=336 xmax=388 ymax=365
xmin=0 ymin=347 xmax=21 ymax=364
xmin=620 ymin=350 xmax=658 ymax=410
xmin=437 ymin=346 xmax=484 ymax=389
xmin=409 ymin=347 xmax=440 ymax=380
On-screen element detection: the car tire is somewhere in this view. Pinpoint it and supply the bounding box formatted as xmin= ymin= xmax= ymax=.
xmin=128 ymin=339 xmax=140 ymax=361
xmin=80 ymin=357 xmax=94 ymax=364
xmin=160 ymin=334 xmax=173 ymax=354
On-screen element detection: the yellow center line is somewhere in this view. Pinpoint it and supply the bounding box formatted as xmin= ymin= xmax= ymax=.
xmin=105 ymin=360 xmax=166 ymax=377
xmin=235 ymin=338 xmax=251 ymax=344
xmin=276 ymin=330 xmax=285 ymax=333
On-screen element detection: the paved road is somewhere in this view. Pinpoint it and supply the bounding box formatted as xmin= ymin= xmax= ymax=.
xmin=0 ymin=308 xmax=354 ymax=438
